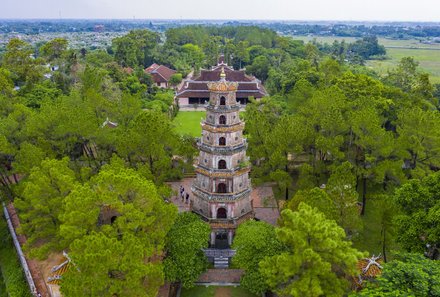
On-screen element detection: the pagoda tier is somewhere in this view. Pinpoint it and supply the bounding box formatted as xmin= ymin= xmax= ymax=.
xmin=191 ymin=68 xmax=254 ymax=248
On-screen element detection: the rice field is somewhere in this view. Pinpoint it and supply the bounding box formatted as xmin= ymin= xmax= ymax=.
xmin=290 ymin=35 xmax=440 ymax=83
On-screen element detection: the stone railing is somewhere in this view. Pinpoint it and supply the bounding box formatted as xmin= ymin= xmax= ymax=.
xmin=191 ymin=185 xmax=251 ymax=202
xmin=206 ymin=104 xmax=241 ymax=112
xmin=201 ymin=122 xmax=245 ymax=133
xmin=197 ymin=140 xmax=247 ymax=154
xmin=195 ymin=165 xmax=250 ymax=178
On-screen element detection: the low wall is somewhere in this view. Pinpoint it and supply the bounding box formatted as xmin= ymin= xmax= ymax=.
xmin=2 ymin=203 xmax=37 ymax=296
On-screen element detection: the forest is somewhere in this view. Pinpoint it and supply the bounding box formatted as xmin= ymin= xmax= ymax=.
xmin=0 ymin=25 xmax=440 ymax=297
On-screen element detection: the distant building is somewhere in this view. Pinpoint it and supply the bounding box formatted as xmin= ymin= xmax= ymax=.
xmin=94 ymin=24 xmax=105 ymax=32
xmin=145 ymin=64 xmax=177 ymax=88
xmin=176 ymin=54 xmax=267 ymax=107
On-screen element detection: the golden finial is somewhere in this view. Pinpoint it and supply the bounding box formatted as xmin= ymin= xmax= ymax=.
xmin=220 ymin=67 xmax=226 ymax=80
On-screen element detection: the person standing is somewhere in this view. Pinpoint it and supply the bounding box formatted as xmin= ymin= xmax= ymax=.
xmin=178 ymin=185 xmax=182 ymax=199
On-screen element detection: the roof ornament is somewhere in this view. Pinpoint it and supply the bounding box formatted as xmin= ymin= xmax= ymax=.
xmin=220 ymin=67 xmax=226 ymax=81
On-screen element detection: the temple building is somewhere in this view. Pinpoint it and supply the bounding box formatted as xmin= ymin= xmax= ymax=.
xmin=145 ymin=63 xmax=177 ymax=88
xmin=191 ymin=68 xmax=254 ymax=249
xmin=176 ymin=55 xmax=267 ymax=107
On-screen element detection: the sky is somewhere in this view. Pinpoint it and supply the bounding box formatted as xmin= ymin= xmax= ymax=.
xmin=1 ymin=0 xmax=439 ymax=22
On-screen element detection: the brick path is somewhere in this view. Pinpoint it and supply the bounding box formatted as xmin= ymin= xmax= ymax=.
xmin=197 ymin=269 xmax=243 ymax=283
xmin=167 ymin=178 xmax=193 ymax=212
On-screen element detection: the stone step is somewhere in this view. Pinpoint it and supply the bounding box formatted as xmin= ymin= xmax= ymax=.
xmin=214 ymin=257 xmax=229 ymax=269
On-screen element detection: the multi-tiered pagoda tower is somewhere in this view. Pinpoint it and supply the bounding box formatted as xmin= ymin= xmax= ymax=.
xmin=191 ymin=68 xmax=254 ymax=249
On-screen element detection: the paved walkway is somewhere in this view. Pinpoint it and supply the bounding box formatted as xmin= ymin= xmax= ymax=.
xmin=197 ymin=269 xmax=243 ymax=283
xmin=167 ymin=178 xmax=193 ymax=212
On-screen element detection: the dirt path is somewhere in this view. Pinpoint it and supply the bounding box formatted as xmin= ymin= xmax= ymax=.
xmin=215 ymin=287 xmax=231 ymax=297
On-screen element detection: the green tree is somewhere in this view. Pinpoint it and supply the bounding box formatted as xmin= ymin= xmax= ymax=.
xmin=14 ymin=158 xmax=77 ymax=259
xmin=2 ymin=38 xmax=42 ymax=88
xmin=164 ymin=212 xmax=210 ymax=288
xmin=0 ymin=68 xmax=14 ymax=97
xmin=39 ymin=38 xmax=68 ymax=61
xmin=113 ymin=30 xmax=160 ymax=68
xmin=232 ymin=220 xmax=284 ymax=295
xmin=168 ymin=73 xmax=183 ymax=90
xmin=115 ymin=110 xmax=181 ymax=183
xmin=260 ymin=204 xmax=364 ymax=297
xmin=60 ymin=158 xmax=177 ymax=296
xmin=397 ymin=107 xmax=440 ymax=178
xmin=246 ymin=55 xmax=270 ymax=81
xmin=326 ymin=162 xmax=363 ymax=235
xmin=393 ymin=172 xmax=440 ymax=255
xmin=181 ymin=43 xmax=205 ymax=73
xmin=287 ymin=188 xmax=337 ymax=221
xmin=61 ymin=232 xmax=164 ymax=297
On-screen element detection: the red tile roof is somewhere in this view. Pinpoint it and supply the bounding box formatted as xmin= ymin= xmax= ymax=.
xmin=176 ymin=66 xmax=267 ymax=99
xmin=145 ymin=64 xmax=177 ymax=83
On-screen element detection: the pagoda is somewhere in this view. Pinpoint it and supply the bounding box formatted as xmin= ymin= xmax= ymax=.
xmin=191 ymin=68 xmax=254 ymax=249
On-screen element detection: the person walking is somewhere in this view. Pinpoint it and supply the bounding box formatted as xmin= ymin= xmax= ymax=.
xmin=178 ymin=185 xmax=182 ymax=199
xmin=185 ymin=193 xmax=190 ymax=204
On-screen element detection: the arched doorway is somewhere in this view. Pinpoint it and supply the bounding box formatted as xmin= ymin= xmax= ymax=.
xmin=217 ymin=207 xmax=227 ymax=218
xmin=217 ymin=183 xmax=227 ymax=193
xmin=219 ymin=137 xmax=226 ymax=146
xmin=218 ymin=159 xmax=227 ymax=169
xmin=220 ymin=96 xmax=226 ymax=105
xmin=219 ymin=115 xmax=226 ymax=125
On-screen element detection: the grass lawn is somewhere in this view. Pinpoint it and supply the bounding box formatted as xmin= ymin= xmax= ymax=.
xmin=181 ymin=286 xmax=257 ymax=297
xmin=173 ymin=111 xmax=206 ymax=137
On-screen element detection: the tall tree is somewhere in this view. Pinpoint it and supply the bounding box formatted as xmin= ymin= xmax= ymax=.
xmin=164 ymin=212 xmax=210 ymax=288
xmin=14 ymin=158 xmax=77 ymax=259
xmin=393 ymin=171 xmax=440 ymax=256
xmin=2 ymin=38 xmax=42 ymax=88
xmin=60 ymin=158 xmax=177 ymax=296
xmin=232 ymin=220 xmax=284 ymax=295
xmin=260 ymin=204 xmax=364 ymax=297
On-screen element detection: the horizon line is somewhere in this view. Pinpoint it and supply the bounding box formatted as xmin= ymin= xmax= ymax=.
xmin=0 ymin=18 xmax=439 ymax=24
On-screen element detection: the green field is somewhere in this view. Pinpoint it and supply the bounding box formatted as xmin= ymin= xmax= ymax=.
xmin=366 ymin=48 xmax=440 ymax=83
xmin=290 ymin=35 xmax=440 ymax=83
xmin=173 ymin=111 xmax=206 ymax=137
xmin=181 ymin=286 xmax=257 ymax=297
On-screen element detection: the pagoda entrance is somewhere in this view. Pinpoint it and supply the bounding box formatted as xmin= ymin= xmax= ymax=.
xmin=217 ymin=207 xmax=227 ymax=218
xmin=215 ymin=231 xmax=229 ymax=249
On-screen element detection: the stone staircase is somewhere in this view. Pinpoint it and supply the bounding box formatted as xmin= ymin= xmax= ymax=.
xmin=214 ymin=256 xmax=229 ymax=268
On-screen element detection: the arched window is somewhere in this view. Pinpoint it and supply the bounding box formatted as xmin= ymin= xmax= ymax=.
xmin=218 ymin=159 xmax=227 ymax=169
xmin=217 ymin=207 xmax=227 ymax=218
xmin=219 ymin=115 xmax=226 ymax=125
xmin=217 ymin=183 xmax=227 ymax=193
xmin=220 ymin=96 xmax=226 ymax=106
xmin=219 ymin=137 xmax=226 ymax=146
